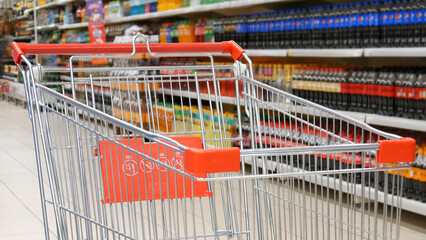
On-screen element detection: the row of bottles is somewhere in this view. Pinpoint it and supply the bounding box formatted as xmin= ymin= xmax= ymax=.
xmin=159 ymin=18 xmax=214 ymax=43
xmin=215 ymin=0 xmax=426 ymax=49
xmin=291 ymin=66 xmax=426 ymax=120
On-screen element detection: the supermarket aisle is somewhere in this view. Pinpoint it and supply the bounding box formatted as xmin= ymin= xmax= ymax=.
xmin=0 ymin=101 xmax=54 ymax=240
xmin=0 ymin=100 xmax=426 ymax=240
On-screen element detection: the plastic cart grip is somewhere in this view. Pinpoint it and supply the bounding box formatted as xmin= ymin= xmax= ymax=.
xmin=185 ymin=147 xmax=241 ymax=177
xmin=377 ymin=137 xmax=416 ymax=163
xmin=11 ymin=41 xmax=245 ymax=64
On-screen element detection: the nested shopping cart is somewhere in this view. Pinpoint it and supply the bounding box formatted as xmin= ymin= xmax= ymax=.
xmin=12 ymin=36 xmax=415 ymax=240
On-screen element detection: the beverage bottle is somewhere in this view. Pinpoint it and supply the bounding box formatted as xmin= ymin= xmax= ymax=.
xmin=272 ymin=64 xmax=283 ymax=92
xmin=260 ymin=13 xmax=269 ymax=48
xmin=339 ymin=68 xmax=349 ymax=110
xmin=420 ymin=0 xmax=426 ymax=46
xmin=358 ymin=69 xmax=370 ymax=112
xmin=166 ymin=23 xmax=173 ymax=43
xmin=160 ymin=23 xmax=168 ymax=43
xmin=366 ymin=0 xmax=381 ymax=47
xmin=386 ymin=69 xmax=396 ymax=116
xmin=301 ymin=8 xmax=311 ymax=48
xmin=367 ymin=69 xmax=378 ymax=113
xmin=348 ymin=68 xmax=358 ymax=111
xmin=318 ymin=6 xmax=329 ymax=48
xmin=288 ymin=9 xmax=298 ymax=48
xmin=255 ymin=13 xmax=265 ymax=49
xmin=171 ymin=22 xmax=179 ymax=43
xmin=213 ymin=18 xmax=224 ymax=43
xmin=330 ymin=68 xmax=340 ymax=109
xmin=376 ymin=68 xmax=386 ymax=115
xmin=266 ymin=12 xmax=276 ymax=48
xmin=398 ymin=0 xmax=410 ymax=46
xmin=247 ymin=13 xmax=257 ymax=48
xmin=355 ymin=2 xmax=366 ymax=48
xmin=310 ymin=7 xmax=322 ymax=48
xmin=414 ymin=71 xmax=426 ymax=119
xmin=380 ymin=0 xmax=391 ymax=47
xmin=374 ymin=0 xmax=382 ymax=46
xmin=307 ymin=67 xmax=317 ymax=104
xmin=325 ymin=6 xmax=337 ymax=48
xmin=281 ymin=11 xmax=291 ymax=48
xmin=303 ymin=8 xmax=313 ymax=47
xmin=292 ymin=9 xmax=305 ymax=48
xmin=403 ymin=0 xmax=415 ymax=46
xmin=395 ymin=69 xmax=406 ymax=117
xmin=406 ymin=69 xmax=417 ymax=118
xmin=229 ymin=16 xmax=237 ymax=43
xmin=308 ymin=67 xmax=317 ymax=103
xmin=411 ymin=0 xmax=423 ymax=46
xmin=332 ymin=5 xmax=343 ymax=48
xmin=292 ymin=66 xmax=302 ymax=98
xmin=204 ymin=18 xmax=215 ymax=43
xmin=177 ymin=21 xmax=184 ymax=42
xmin=195 ymin=18 xmax=205 ymax=42
xmin=188 ymin=20 xmax=196 ymax=42
xmin=347 ymin=3 xmax=358 ymax=47
xmin=392 ymin=0 xmax=405 ymax=47
xmin=327 ymin=68 xmax=336 ymax=108
xmin=222 ymin=17 xmax=230 ymax=41
xmin=273 ymin=11 xmax=282 ymax=49
xmin=320 ymin=67 xmax=329 ymax=107
xmin=236 ymin=15 xmax=247 ymax=48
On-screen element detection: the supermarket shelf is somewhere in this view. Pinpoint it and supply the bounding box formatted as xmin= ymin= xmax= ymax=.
xmin=11 ymin=14 xmax=30 ymax=21
xmin=24 ymin=0 xmax=75 ymax=14
xmin=13 ymin=35 xmax=34 ymax=40
xmin=363 ymin=47 xmax=426 ymax=57
xmin=288 ymin=48 xmax=364 ymax=57
xmin=59 ymin=22 xmax=88 ymax=30
xmin=246 ymin=49 xmax=288 ymax=57
xmin=105 ymin=0 xmax=286 ymax=25
xmin=275 ymin=163 xmax=426 ymax=216
xmin=35 ymin=24 xmax=59 ymax=31
xmin=232 ymin=48 xmax=426 ymax=58
xmin=1 ymin=75 xmax=18 ymax=81
xmin=365 ymin=114 xmax=426 ymax=132
xmin=2 ymin=73 xmax=18 ymax=77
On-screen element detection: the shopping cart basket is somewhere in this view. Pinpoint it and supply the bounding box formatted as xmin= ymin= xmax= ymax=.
xmin=12 ymin=36 xmax=415 ymax=240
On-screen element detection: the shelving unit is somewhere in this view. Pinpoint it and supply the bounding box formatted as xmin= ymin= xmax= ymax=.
xmin=59 ymin=22 xmax=88 ymax=30
xmin=287 ymin=49 xmax=364 ymax=58
xmin=24 ymin=0 xmax=75 ymax=14
xmin=104 ymin=0 xmax=285 ymax=25
xmin=244 ymin=48 xmax=426 ymax=58
xmin=12 ymin=35 xmax=34 ymax=40
xmin=35 ymin=24 xmax=59 ymax=31
xmin=3 ymin=0 xmax=426 ymax=218
xmin=273 ymin=163 xmax=426 ymax=216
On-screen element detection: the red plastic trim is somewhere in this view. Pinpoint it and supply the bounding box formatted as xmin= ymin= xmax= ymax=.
xmin=377 ymin=137 xmax=416 ymax=164
xmin=11 ymin=41 xmax=246 ymax=64
xmin=11 ymin=42 xmax=26 ymax=64
xmin=184 ymin=146 xmax=240 ymax=177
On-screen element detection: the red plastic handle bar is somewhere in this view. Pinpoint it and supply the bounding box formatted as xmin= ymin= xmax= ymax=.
xmin=377 ymin=137 xmax=416 ymax=163
xmin=11 ymin=41 xmax=245 ymax=64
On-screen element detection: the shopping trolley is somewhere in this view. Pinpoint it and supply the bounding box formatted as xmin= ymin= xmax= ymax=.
xmin=12 ymin=35 xmax=415 ymax=240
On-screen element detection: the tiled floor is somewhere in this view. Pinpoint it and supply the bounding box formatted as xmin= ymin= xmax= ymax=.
xmin=0 ymin=100 xmax=425 ymax=240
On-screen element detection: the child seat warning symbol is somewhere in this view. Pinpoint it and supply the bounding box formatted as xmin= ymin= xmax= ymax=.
xmin=99 ymin=137 xmax=212 ymax=203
